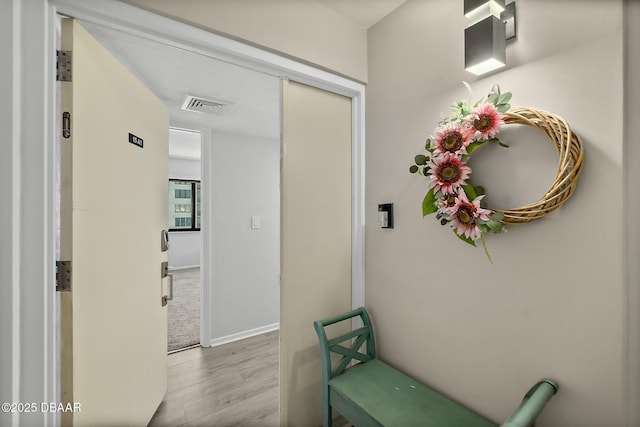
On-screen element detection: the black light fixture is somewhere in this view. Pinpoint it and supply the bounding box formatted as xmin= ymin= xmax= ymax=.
xmin=464 ymin=0 xmax=516 ymax=75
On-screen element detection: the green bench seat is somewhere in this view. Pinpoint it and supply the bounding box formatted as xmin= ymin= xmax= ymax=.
xmin=314 ymin=307 xmax=558 ymax=427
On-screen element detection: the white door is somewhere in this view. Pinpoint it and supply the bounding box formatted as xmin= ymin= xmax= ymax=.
xmin=280 ymin=80 xmax=353 ymax=426
xmin=59 ymin=18 xmax=169 ymax=426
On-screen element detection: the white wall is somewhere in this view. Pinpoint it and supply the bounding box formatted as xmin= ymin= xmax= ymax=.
xmin=168 ymin=157 xmax=201 ymax=269
xmin=366 ymin=1 xmax=631 ymax=426
xmin=207 ymin=130 xmax=280 ymax=343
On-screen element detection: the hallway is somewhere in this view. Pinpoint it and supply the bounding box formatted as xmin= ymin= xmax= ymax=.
xmin=149 ymin=331 xmax=279 ymax=426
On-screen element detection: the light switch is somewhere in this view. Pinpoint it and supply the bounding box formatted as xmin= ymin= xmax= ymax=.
xmin=378 ymin=211 xmax=388 ymax=228
xmin=251 ymin=216 xmax=261 ymax=229
xmin=378 ymin=203 xmax=394 ymax=229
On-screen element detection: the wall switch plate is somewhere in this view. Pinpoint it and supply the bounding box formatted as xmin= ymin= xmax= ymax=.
xmin=378 ymin=203 xmax=393 ymax=229
xmin=251 ymin=215 xmax=261 ymax=229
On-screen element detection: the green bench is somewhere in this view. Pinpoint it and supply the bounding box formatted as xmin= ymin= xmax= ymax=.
xmin=314 ymin=307 xmax=558 ymax=427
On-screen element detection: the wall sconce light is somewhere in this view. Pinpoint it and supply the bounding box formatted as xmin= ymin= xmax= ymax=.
xmin=464 ymin=0 xmax=516 ymax=76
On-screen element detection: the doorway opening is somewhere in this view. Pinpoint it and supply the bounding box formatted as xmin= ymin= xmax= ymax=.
xmin=167 ymin=127 xmax=202 ymax=353
xmin=75 ymin=16 xmax=282 ymax=414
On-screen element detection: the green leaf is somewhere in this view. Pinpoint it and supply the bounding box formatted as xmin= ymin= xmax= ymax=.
xmin=486 ymin=220 xmax=503 ymax=233
xmin=497 ymin=103 xmax=511 ymax=113
xmin=490 ymin=211 xmax=504 ymax=222
xmin=415 ymin=154 xmax=428 ymax=165
xmin=487 ymin=93 xmax=499 ymax=105
xmin=409 ymin=165 xmax=419 ymax=174
xmin=489 ymin=137 xmax=508 ymax=148
xmin=425 ymin=138 xmax=433 ymax=150
xmin=455 ymin=230 xmax=477 ymax=247
xmin=474 ymin=185 xmax=485 ymax=196
xmin=467 ymin=140 xmax=486 ymax=155
xmin=422 ymin=188 xmax=438 ymax=216
xmin=462 ymin=184 xmax=477 ymax=200
xmin=498 ymin=92 xmax=512 ymax=104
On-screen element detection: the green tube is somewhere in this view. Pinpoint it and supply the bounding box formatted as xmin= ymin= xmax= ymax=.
xmin=501 ymin=379 xmax=559 ymax=427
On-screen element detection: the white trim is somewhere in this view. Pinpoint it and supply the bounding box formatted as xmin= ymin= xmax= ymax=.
xmin=52 ymin=0 xmax=364 ymax=96
xmin=351 ymin=90 xmax=366 ymax=310
xmin=200 ymin=128 xmax=213 ymax=348
xmin=7 ymin=0 xmax=365 ymax=417
xmin=1 ymin=1 xmax=59 ymax=426
xmin=209 ymin=323 xmax=280 ymax=348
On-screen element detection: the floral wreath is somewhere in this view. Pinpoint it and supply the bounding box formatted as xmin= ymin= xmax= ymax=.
xmin=410 ymin=84 xmax=584 ymax=260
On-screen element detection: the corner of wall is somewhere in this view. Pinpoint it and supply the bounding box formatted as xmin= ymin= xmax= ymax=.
xmin=623 ymin=1 xmax=640 ymax=425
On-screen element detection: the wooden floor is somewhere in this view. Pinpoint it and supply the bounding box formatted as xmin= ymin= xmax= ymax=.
xmin=148 ymin=331 xmax=279 ymax=427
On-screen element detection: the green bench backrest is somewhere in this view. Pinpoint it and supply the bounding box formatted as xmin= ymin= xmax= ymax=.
xmin=313 ymin=307 xmax=376 ymax=380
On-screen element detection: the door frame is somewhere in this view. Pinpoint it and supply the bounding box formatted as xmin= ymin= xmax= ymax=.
xmin=49 ymin=0 xmax=366 ymax=347
xmin=2 ymin=0 xmax=364 ymax=423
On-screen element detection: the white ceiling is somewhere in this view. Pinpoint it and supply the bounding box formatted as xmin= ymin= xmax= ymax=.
xmin=81 ymin=1 xmax=407 ymax=159
xmin=317 ymin=0 xmax=407 ymax=28
xmin=82 ymin=20 xmax=281 ymax=159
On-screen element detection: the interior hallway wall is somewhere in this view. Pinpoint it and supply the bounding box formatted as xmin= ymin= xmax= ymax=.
xmin=366 ymin=1 xmax=630 ymax=426
xmin=207 ymin=130 xmax=280 ymax=344
xmin=123 ymin=0 xmax=368 ymax=82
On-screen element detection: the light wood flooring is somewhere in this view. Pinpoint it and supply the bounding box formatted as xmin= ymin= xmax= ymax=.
xmin=148 ymin=330 xmax=279 ymax=427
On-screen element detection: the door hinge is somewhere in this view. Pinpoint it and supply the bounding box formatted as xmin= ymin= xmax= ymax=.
xmin=57 ymin=50 xmax=72 ymax=82
xmin=56 ymin=260 xmax=72 ymax=292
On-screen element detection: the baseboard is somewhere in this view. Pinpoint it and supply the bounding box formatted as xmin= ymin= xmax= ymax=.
xmin=209 ymin=323 xmax=280 ymax=348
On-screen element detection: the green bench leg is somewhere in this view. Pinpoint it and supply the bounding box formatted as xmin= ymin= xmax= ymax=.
xmin=323 ymin=397 xmax=332 ymax=427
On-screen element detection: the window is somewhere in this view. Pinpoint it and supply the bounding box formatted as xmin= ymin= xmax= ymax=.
xmin=168 ymin=179 xmax=201 ymax=231
xmin=174 ymin=217 xmax=191 ymax=227
xmin=175 ymin=204 xmax=191 ymax=213
xmin=175 ymin=188 xmax=192 ymax=199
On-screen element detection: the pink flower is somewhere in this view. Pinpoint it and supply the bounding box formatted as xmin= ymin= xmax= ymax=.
xmin=469 ymin=103 xmax=504 ymax=140
xmin=446 ymin=193 xmax=492 ymax=241
xmin=427 ymin=153 xmax=471 ymax=195
xmin=432 ymin=122 xmax=471 ymax=156
xmin=437 ymin=192 xmax=459 ymax=211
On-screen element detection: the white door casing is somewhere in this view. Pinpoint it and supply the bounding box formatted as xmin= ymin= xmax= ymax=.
xmin=60 ymin=18 xmax=169 ymax=426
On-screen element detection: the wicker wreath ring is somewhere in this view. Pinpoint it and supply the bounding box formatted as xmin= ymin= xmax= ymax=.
xmin=496 ymin=107 xmax=584 ymax=225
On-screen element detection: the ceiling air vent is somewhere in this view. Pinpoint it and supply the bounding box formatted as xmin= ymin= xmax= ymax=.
xmin=181 ymin=95 xmax=232 ymax=114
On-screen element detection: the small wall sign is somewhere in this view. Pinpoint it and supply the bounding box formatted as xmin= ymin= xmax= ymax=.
xmin=129 ymin=133 xmax=143 ymax=148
